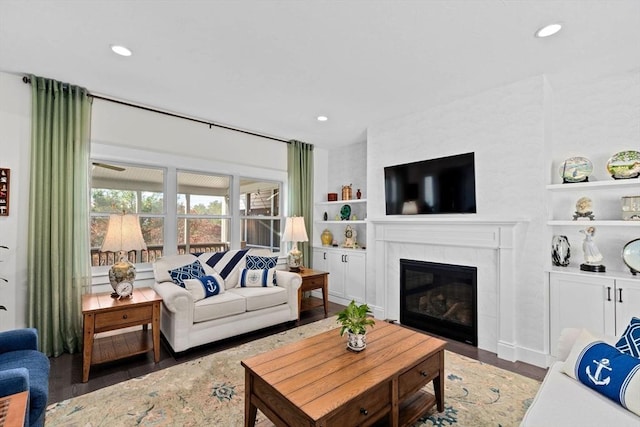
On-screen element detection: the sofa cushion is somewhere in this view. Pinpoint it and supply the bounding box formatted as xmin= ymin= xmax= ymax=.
xmin=563 ymin=329 xmax=640 ymax=417
xmin=616 ymin=317 xmax=640 ymax=358
xmin=238 ymin=268 xmax=275 ymax=288
xmin=168 ymin=259 xmax=206 ymax=287
xmin=193 ymin=292 xmax=246 ymax=323
xmin=183 ymin=273 xmax=225 ymax=301
xmin=228 ymin=286 xmax=288 ymax=311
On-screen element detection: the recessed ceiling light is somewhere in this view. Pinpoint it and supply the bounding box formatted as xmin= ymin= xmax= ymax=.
xmin=317 ymin=116 xmax=328 ymax=122
xmin=110 ymin=45 xmax=132 ymax=57
xmin=535 ymin=23 xmax=562 ymax=38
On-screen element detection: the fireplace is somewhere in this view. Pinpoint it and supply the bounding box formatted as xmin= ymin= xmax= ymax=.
xmin=400 ymin=259 xmax=477 ymax=346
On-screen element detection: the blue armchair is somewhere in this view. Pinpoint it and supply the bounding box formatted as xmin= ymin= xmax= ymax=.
xmin=0 ymin=328 xmax=50 ymax=427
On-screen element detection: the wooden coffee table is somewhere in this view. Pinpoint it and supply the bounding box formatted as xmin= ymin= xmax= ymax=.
xmin=242 ymin=320 xmax=445 ymax=427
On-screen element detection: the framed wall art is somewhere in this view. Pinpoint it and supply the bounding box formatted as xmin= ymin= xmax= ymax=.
xmin=0 ymin=168 xmax=9 ymax=216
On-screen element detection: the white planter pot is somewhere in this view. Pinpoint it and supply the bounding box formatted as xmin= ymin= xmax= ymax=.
xmin=346 ymin=331 xmax=367 ymax=352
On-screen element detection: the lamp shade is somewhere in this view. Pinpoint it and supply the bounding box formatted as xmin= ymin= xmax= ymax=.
xmin=282 ymin=216 xmax=308 ymax=243
xmin=100 ymin=213 xmax=147 ymax=252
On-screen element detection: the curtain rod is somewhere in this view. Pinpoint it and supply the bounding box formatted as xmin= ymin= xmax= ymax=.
xmin=22 ymin=76 xmax=290 ymax=144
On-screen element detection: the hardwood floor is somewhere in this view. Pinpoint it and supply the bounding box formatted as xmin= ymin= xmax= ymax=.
xmin=48 ymin=298 xmax=547 ymax=404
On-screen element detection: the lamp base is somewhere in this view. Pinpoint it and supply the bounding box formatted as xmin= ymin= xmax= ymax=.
xmin=108 ymin=259 xmax=137 ymax=293
xmin=289 ymin=266 xmax=302 ymax=273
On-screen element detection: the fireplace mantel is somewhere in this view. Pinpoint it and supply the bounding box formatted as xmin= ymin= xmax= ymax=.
xmin=370 ymin=217 xmax=526 ymax=362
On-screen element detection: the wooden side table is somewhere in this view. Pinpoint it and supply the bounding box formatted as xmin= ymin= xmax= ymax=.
xmin=82 ymin=287 xmax=162 ymax=383
xmin=297 ymin=268 xmax=329 ymax=320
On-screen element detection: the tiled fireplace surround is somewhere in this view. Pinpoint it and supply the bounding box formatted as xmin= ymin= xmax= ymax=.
xmin=371 ymin=218 xmax=520 ymax=362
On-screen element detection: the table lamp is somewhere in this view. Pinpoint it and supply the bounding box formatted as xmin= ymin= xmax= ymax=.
xmin=282 ymin=216 xmax=308 ymax=272
xmin=100 ymin=213 xmax=147 ymax=297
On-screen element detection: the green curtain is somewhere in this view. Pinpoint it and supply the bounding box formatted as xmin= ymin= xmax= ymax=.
xmin=28 ymin=75 xmax=92 ymax=356
xmin=287 ymin=140 xmax=314 ymax=267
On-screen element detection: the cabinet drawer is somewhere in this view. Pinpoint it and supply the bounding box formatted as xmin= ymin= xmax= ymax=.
xmin=325 ymin=381 xmax=391 ymax=427
xmin=398 ymin=354 xmax=440 ymax=399
xmin=301 ymin=276 xmax=325 ymax=290
xmin=94 ymin=305 xmax=153 ymax=331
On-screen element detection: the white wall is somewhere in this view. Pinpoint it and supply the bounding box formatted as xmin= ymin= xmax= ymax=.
xmin=0 ymin=72 xmax=31 ymax=331
xmin=0 ymin=71 xmax=290 ymax=330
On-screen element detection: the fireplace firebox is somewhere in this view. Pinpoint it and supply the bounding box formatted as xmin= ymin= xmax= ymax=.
xmin=400 ymin=259 xmax=477 ymax=346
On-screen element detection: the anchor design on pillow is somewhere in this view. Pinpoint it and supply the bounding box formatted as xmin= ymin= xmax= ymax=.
xmin=586 ymin=358 xmax=612 ymax=386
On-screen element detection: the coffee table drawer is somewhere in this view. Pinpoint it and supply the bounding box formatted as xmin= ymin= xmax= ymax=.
xmin=94 ymin=305 xmax=153 ymax=331
xmin=398 ymin=353 xmax=440 ymax=399
xmin=325 ymin=381 xmax=391 ymax=426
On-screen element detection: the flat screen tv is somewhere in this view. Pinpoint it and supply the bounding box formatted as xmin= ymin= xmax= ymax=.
xmin=384 ymin=152 xmax=477 ymax=215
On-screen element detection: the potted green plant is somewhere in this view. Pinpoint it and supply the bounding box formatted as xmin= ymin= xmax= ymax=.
xmin=337 ymin=300 xmax=375 ymax=352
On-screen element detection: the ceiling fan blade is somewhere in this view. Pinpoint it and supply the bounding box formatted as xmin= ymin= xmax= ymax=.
xmin=92 ymin=162 xmax=125 ymax=172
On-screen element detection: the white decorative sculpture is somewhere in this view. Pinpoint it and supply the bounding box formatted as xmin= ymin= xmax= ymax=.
xmin=579 ymin=226 xmax=605 ymax=272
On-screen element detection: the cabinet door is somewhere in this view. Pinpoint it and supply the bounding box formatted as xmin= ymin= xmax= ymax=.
xmin=312 ymin=249 xmax=329 ymax=272
xmin=549 ymin=272 xmax=615 ymax=357
xmin=345 ymin=251 xmax=366 ymax=303
xmin=327 ymin=251 xmax=346 ymax=297
xmin=614 ymin=278 xmax=640 ymax=335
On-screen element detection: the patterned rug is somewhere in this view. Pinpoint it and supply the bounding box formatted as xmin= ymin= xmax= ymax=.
xmin=46 ymin=317 xmax=540 ymax=426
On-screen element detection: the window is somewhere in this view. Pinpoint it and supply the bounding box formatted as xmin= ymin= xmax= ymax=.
xmin=90 ymin=157 xmax=285 ymax=269
xmin=239 ymin=178 xmax=282 ymax=252
xmin=177 ymin=171 xmax=231 ymax=254
xmin=90 ymin=163 xmax=164 ymax=266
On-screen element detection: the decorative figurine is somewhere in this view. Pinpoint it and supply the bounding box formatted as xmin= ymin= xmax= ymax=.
xmin=573 ymin=196 xmax=595 ymax=221
xmin=343 ymin=225 xmax=357 ymax=248
xmin=579 ymin=226 xmax=605 ymax=272
xmin=342 ymin=184 xmax=352 ymax=201
xmin=551 ymin=235 xmax=571 ymax=267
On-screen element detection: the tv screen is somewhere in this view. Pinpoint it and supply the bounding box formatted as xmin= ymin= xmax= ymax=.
xmin=384 ymin=152 xmax=477 ymax=215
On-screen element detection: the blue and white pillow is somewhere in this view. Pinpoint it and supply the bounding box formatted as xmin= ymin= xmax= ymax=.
xmin=183 ymin=274 xmax=225 ymax=301
xmin=168 ymin=260 xmax=206 ymax=287
xmin=246 ymin=255 xmax=279 ymax=285
xmin=616 ymin=317 xmax=640 ymax=358
xmin=200 ymin=249 xmax=249 ymax=286
xmin=238 ymin=268 xmax=275 ymax=288
xmin=563 ymin=329 xmax=640 ymax=416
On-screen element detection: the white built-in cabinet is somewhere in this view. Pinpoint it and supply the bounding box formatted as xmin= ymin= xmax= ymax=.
xmin=546 ymin=172 xmax=640 ymax=359
xmin=549 ymin=270 xmax=640 ymax=357
xmin=312 ymin=197 xmax=367 ymax=305
xmin=313 ymin=247 xmax=366 ymax=305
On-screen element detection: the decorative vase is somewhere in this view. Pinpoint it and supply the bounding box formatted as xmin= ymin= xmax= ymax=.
xmin=346 ymin=330 xmax=367 ymax=352
xmin=551 ymin=235 xmax=571 ymax=267
xmin=321 ymin=229 xmax=333 ymax=246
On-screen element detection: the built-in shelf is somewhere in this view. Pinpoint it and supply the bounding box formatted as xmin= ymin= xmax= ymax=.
xmin=315 ymin=220 xmax=367 ymax=224
xmin=546 ymin=180 xmax=640 ymax=191
xmin=547 ymin=220 xmax=640 ymax=226
xmin=547 ymin=265 xmax=640 ymax=281
xmin=315 ymin=199 xmax=367 ymax=205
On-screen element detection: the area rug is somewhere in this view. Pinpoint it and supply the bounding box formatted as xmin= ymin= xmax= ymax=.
xmin=46 ymin=317 xmax=540 ymax=426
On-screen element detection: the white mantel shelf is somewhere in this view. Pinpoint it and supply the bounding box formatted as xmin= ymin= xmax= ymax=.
xmin=368 ymin=216 xmax=528 ymax=225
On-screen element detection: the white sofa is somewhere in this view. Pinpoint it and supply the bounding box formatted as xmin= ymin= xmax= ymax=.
xmin=521 ymin=328 xmax=640 ymax=427
xmin=152 ymin=249 xmax=302 ymax=353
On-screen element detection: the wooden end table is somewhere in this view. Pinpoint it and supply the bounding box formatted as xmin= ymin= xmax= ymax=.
xmin=242 ymin=320 xmax=446 ymax=427
xmin=297 ymin=268 xmax=329 ymax=320
xmin=82 ymin=287 xmax=162 ymax=383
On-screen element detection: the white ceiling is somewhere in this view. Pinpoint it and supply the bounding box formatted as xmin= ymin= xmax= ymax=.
xmin=1 ymin=0 xmax=639 ymax=149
